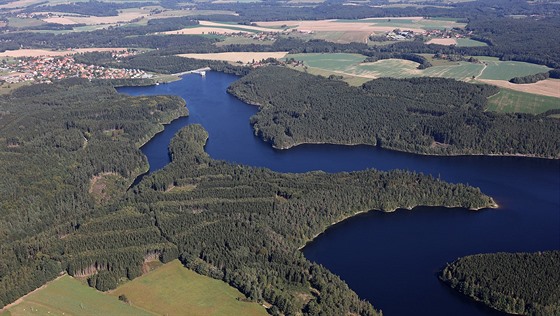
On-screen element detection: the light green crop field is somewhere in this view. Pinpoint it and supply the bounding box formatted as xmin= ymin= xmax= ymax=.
xmin=7 ymin=17 xmax=46 ymax=28
xmin=486 ymin=88 xmax=560 ymax=114
xmin=111 ymin=260 xmax=268 ymax=316
xmin=1 ymin=275 xmax=152 ymax=316
xmin=477 ymin=57 xmax=551 ymax=80
xmin=288 ymin=53 xmax=552 ymax=82
xmin=455 ymin=38 xmax=488 ymax=47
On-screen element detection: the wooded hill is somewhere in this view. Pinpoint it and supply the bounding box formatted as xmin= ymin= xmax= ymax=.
xmin=0 ymin=79 xmax=496 ymax=315
xmin=228 ymin=67 xmax=560 ymax=158
xmin=440 ymin=251 xmax=560 ymax=315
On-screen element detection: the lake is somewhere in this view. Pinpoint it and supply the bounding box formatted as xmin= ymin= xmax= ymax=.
xmin=118 ymin=71 xmax=560 ymax=316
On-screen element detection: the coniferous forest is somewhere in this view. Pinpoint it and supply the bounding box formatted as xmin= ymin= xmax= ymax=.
xmin=440 ymin=251 xmax=560 ymax=315
xmin=0 ymin=0 xmax=558 ymax=313
xmin=228 ymin=67 xmax=560 ymax=158
xmin=0 ymin=79 xmax=496 ymax=314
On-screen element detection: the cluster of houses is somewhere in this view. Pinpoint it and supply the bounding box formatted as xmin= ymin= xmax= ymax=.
xmin=0 ymin=55 xmax=151 ymax=84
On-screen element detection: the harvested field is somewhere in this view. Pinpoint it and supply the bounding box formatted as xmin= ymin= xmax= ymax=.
xmin=426 ymin=38 xmax=457 ymax=45
xmin=478 ymin=79 xmax=560 ymax=98
xmin=0 ymin=48 xmax=128 ymax=57
xmin=178 ymin=52 xmax=288 ymax=63
xmin=42 ymin=16 xmax=76 ymax=25
xmin=163 ymin=21 xmax=281 ymax=35
xmin=200 ymin=21 xmax=280 ymax=32
xmin=164 ymin=27 xmax=254 ymax=35
xmin=258 ymin=19 xmax=424 ymax=34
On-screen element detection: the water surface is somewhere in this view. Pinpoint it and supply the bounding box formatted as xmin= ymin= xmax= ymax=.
xmin=118 ymin=72 xmax=560 ymax=316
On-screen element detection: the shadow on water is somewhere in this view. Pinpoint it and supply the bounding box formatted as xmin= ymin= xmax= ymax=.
xmin=117 ymin=72 xmax=560 ymax=316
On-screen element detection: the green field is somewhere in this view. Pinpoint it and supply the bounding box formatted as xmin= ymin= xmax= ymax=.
xmin=455 ymin=38 xmax=488 ymax=47
xmin=1 ymin=275 xmax=151 ymax=316
xmin=476 ymin=57 xmax=551 ymax=80
xmin=288 ymin=53 xmax=552 ymax=83
xmin=7 ymin=17 xmax=46 ymax=28
xmin=486 ymin=88 xmax=560 ymax=114
xmin=111 ymin=260 xmax=268 ymax=316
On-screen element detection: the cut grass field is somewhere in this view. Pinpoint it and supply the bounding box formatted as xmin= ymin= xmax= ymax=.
xmin=0 ymin=275 xmax=152 ymax=316
xmin=477 ymin=78 xmax=560 ymax=98
xmin=111 ymin=260 xmax=268 ymax=316
xmin=288 ymin=53 xmax=552 ymax=83
xmin=486 ymin=88 xmax=560 ymax=114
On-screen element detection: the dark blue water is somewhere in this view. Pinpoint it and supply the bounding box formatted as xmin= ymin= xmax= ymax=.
xmin=118 ymin=72 xmax=560 ymax=316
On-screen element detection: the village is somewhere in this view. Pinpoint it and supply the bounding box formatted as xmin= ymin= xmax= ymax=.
xmin=0 ymin=51 xmax=151 ymax=85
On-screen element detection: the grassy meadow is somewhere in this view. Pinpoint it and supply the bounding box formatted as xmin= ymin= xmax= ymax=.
xmin=1 ymin=261 xmax=268 ymax=316
xmin=0 ymin=275 xmax=152 ymax=316
xmin=110 ymin=260 xmax=268 ymax=316
xmin=486 ymin=89 xmax=560 ymax=114
xmin=455 ymin=38 xmax=488 ymax=47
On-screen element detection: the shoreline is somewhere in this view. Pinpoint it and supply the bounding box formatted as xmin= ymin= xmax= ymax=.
xmin=298 ymin=202 xmax=498 ymax=251
xmin=270 ymin=140 xmax=558 ymax=160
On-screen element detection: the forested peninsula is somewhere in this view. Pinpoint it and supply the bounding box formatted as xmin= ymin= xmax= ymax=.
xmin=228 ymin=67 xmax=560 ymax=158
xmin=0 ymin=79 xmax=497 ymax=315
xmin=440 ymin=251 xmax=560 ymax=315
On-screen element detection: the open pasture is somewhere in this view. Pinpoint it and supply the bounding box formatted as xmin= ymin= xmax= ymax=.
xmin=0 ymin=275 xmax=152 ymax=316
xmin=486 ymin=88 xmax=560 ymax=114
xmin=110 ymin=260 xmax=268 ymax=316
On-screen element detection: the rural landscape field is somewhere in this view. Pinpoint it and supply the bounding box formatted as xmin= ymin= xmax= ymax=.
xmin=0 ymin=0 xmax=558 ymax=315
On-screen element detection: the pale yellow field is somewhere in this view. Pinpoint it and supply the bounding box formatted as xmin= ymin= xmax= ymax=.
xmin=164 ymin=27 xmax=253 ymax=35
xmin=257 ymin=19 xmax=425 ymax=34
xmin=0 ymin=48 xmax=127 ymax=57
xmin=162 ymin=21 xmax=281 ymax=35
xmin=200 ymin=21 xmax=280 ymax=32
xmin=478 ymin=79 xmax=560 ymax=98
xmin=426 ymin=38 xmax=457 ymax=45
xmin=42 ymin=16 xmax=76 ymax=25
xmin=178 ymin=52 xmax=288 ymax=63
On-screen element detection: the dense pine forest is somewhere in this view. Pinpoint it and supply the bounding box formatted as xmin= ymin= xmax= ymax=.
xmin=228 ymin=67 xmax=560 ymax=158
xmin=0 ymin=79 xmax=496 ymax=314
xmin=440 ymin=251 xmax=560 ymax=315
xmin=0 ymin=0 xmax=558 ymax=313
